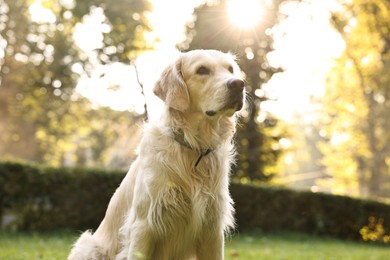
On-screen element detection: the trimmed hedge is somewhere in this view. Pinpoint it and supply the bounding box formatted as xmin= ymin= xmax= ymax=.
xmin=1 ymin=161 xmax=389 ymax=243
xmin=231 ymin=184 xmax=390 ymax=242
xmin=0 ymin=161 xmax=124 ymax=231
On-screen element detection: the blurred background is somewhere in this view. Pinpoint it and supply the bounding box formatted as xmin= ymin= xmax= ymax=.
xmin=0 ymin=0 xmax=389 ymax=201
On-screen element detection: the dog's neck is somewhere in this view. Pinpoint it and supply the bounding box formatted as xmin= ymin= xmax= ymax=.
xmin=172 ymin=128 xmax=213 ymax=167
xmin=161 ymin=107 xmax=237 ymax=152
xmin=172 ymin=128 xmax=196 ymax=150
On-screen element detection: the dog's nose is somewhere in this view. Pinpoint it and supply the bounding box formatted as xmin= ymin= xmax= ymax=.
xmin=227 ymin=78 xmax=245 ymax=91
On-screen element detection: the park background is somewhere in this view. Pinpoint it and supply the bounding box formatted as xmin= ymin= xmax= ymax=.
xmin=0 ymin=0 xmax=390 ymax=257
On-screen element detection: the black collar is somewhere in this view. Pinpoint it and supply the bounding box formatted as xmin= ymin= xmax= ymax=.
xmin=173 ymin=129 xmax=213 ymax=167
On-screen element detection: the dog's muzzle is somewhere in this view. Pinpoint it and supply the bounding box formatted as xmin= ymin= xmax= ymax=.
xmin=205 ymin=78 xmax=245 ymax=116
xmin=225 ymin=78 xmax=245 ymax=111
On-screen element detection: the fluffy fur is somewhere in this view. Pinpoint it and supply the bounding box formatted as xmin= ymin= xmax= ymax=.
xmin=68 ymin=49 xmax=246 ymax=260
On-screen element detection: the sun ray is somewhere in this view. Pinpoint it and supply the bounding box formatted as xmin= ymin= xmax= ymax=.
xmin=227 ymin=0 xmax=263 ymax=29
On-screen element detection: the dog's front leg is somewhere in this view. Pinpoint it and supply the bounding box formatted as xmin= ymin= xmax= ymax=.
xmin=116 ymin=219 xmax=155 ymax=260
xmin=196 ymin=229 xmax=224 ymax=260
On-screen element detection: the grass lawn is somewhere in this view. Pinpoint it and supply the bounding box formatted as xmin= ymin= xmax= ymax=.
xmin=225 ymin=232 xmax=389 ymax=260
xmin=0 ymin=231 xmax=388 ymax=259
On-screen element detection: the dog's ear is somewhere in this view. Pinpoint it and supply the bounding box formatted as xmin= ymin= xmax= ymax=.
xmin=153 ymin=56 xmax=190 ymax=112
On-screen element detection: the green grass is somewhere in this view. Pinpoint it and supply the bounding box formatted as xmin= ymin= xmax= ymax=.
xmin=0 ymin=231 xmax=388 ymax=259
xmin=225 ymin=232 xmax=389 ymax=260
xmin=0 ymin=231 xmax=77 ymax=260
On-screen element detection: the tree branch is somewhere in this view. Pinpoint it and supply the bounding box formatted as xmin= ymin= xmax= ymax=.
xmin=132 ymin=61 xmax=148 ymax=121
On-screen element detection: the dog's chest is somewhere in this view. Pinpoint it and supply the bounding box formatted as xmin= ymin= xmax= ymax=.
xmin=160 ymin=175 xmax=222 ymax=234
xmin=190 ymin=186 xmax=216 ymax=229
xmin=187 ymin=156 xmax=227 ymax=228
xmin=150 ymin=146 xmax=229 ymax=236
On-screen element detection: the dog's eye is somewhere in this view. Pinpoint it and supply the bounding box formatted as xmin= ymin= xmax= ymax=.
xmin=228 ymin=66 xmax=234 ymax=73
xmin=196 ymin=66 xmax=210 ymax=75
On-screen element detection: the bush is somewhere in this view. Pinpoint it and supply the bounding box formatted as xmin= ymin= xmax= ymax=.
xmin=0 ymin=161 xmax=124 ymax=231
xmin=1 ymin=161 xmax=389 ymax=243
xmin=230 ymin=183 xmax=390 ymax=242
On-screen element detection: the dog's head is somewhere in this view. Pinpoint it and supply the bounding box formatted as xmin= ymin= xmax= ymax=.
xmin=154 ymin=50 xmax=245 ymax=118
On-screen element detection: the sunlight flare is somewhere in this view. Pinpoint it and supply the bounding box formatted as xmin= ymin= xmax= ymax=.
xmin=227 ymin=0 xmax=263 ymax=29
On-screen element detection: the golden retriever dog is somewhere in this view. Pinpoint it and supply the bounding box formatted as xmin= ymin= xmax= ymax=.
xmin=68 ymin=49 xmax=246 ymax=260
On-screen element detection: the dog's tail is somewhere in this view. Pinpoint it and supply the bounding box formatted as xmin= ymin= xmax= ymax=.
xmin=68 ymin=230 xmax=107 ymax=260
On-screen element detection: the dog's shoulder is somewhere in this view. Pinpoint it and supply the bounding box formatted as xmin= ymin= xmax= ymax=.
xmin=137 ymin=123 xmax=171 ymax=152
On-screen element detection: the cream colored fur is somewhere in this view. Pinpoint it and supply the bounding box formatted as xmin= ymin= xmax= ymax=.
xmin=68 ymin=49 xmax=245 ymax=260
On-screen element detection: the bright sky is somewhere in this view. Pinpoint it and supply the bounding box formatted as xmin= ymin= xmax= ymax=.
xmin=29 ymin=0 xmax=345 ymax=122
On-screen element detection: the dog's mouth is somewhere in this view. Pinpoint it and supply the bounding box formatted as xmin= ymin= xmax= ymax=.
xmin=206 ymin=110 xmax=218 ymax=116
xmin=206 ymin=91 xmax=244 ymax=117
xmin=224 ymin=92 xmax=244 ymax=111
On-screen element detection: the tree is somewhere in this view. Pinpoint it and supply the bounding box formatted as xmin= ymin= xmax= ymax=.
xmin=0 ymin=0 xmax=151 ymax=166
xmin=181 ymin=0 xmax=287 ymax=181
xmin=320 ymin=0 xmax=390 ymax=198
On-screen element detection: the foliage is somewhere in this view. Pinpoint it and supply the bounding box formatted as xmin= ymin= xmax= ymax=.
xmin=1 ymin=161 xmax=390 ymax=244
xmin=231 ymin=182 xmax=390 ymax=243
xmin=360 ymin=216 xmax=390 ymax=243
xmin=71 ymin=0 xmax=152 ymax=62
xmin=274 ymin=117 xmax=325 ymax=186
xmin=0 ymin=0 xmax=151 ymax=166
xmin=181 ymin=0 xmax=288 ymax=181
xmin=0 ymin=161 xmax=124 ymax=231
xmin=320 ymin=0 xmax=390 ymax=198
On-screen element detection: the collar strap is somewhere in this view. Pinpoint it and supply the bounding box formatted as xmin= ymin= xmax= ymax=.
xmin=194 ymin=148 xmax=212 ymax=167
xmin=173 ymin=129 xmax=213 ymax=167
xmin=173 ymin=128 xmax=193 ymax=150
